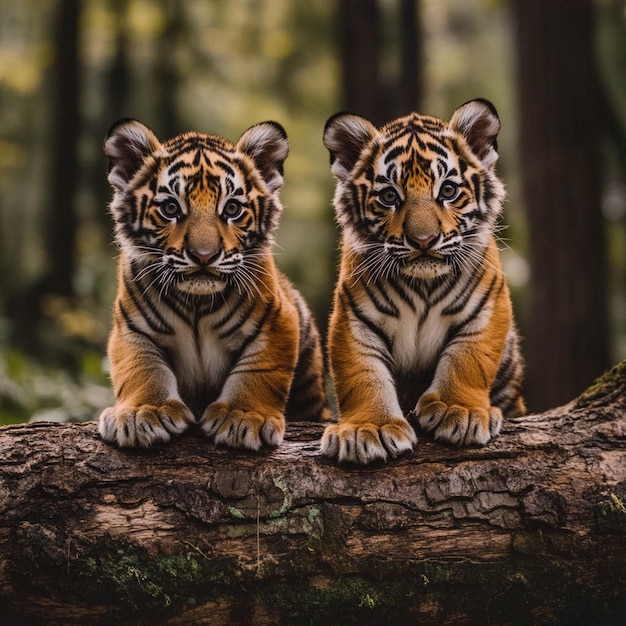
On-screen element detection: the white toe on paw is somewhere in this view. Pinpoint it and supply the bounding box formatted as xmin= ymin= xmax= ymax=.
xmin=321 ymin=417 xmax=416 ymax=465
xmin=201 ymin=402 xmax=285 ymax=450
xmin=98 ymin=400 xmax=192 ymax=448
xmin=416 ymin=395 xmax=502 ymax=447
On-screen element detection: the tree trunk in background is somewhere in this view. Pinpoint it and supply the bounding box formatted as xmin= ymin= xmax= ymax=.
xmin=46 ymin=0 xmax=81 ymax=298
xmin=4 ymin=0 xmax=81 ymax=354
xmin=1 ymin=363 xmax=625 ymax=625
xmin=108 ymin=0 xmax=130 ymax=118
xmin=92 ymin=0 xmax=130 ymax=231
xmin=338 ymin=0 xmax=382 ymax=123
xmin=156 ymin=0 xmax=185 ymax=138
xmin=395 ymin=0 xmax=423 ymax=118
xmin=511 ymin=0 xmax=610 ymax=411
xmin=337 ymin=0 xmax=422 ymax=124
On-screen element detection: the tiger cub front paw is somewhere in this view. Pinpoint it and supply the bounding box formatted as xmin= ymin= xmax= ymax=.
xmin=98 ymin=399 xmax=193 ymax=448
xmin=415 ymin=393 xmax=502 ymax=446
xmin=320 ymin=417 xmax=417 ymax=465
xmin=200 ymin=402 xmax=285 ymax=450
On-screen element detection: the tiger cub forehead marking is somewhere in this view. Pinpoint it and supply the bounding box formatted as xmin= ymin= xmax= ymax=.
xmin=368 ymin=114 xmax=480 ymax=189
xmin=155 ymin=136 xmax=250 ymax=210
xmin=160 ymin=134 xmax=250 ymax=186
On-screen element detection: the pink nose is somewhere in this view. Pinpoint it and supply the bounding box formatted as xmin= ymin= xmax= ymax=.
xmin=188 ymin=248 xmax=220 ymax=266
xmin=412 ymin=234 xmax=437 ymax=250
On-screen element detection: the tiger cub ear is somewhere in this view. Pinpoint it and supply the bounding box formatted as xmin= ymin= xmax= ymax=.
xmin=237 ymin=121 xmax=289 ymax=193
xmin=323 ymin=113 xmax=377 ymax=182
xmin=449 ymin=99 xmax=501 ymax=170
xmin=104 ymin=119 xmax=161 ymax=190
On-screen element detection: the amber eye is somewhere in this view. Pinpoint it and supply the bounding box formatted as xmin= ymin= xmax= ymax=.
xmin=223 ymin=199 xmax=244 ymax=220
xmin=159 ymin=199 xmax=182 ymax=220
xmin=378 ymin=187 xmax=400 ymax=207
xmin=439 ymin=181 xmax=460 ymax=202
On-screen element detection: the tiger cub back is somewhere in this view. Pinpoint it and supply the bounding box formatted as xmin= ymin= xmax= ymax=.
xmin=98 ymin=119 xmax=329 ymax=449
xmin=321 ymin=99 xmax=525 ymax=464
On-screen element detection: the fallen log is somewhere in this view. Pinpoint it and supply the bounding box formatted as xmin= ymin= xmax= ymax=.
xmin=1 ymin=363 xmax=625 ymax=625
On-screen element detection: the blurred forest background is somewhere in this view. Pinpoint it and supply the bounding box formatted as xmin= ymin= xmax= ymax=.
xmin=0 ymin=0 xmax=625 ymax=425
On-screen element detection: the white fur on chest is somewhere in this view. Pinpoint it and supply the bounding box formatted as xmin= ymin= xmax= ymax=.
xmin=161 ymin=316 xmax=230 ymax=390
xmin=386 ymin=299 xmax=449 ymax=372
xmin=367 ymin=282 xmax=493 ymax=374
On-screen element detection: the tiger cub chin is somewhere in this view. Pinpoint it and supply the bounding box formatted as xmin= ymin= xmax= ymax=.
xmin=98 ymin=119 xmax=329 ymax=449
xmin=320 ymin=99 xmax=525 ymax=465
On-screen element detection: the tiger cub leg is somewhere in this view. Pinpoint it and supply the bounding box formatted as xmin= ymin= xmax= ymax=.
xmin=99 ymin=330 xmax=194 ymax=448
xmin=414 ymin=291 xmax=511 ymax=446
xmin=321 ymin=308 xmax=417 ymax=464
xmin=200 ymin=306 xmax=299 ymax=450
xmin=285 ymin=323 xmax=331 ymax=422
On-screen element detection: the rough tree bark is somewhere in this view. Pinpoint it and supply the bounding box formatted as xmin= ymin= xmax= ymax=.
xmin=1 ymin=364 xmax=625 ymax=625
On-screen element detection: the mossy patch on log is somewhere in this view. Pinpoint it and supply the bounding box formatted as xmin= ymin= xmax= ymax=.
xmin=575 ymin=360 xmax=626 ymax=409
xmin=596 ymin=493 xmax=626 ymax=533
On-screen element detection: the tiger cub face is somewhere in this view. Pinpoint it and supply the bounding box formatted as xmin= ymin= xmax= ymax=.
xmin=105 ymin=119 xmax=288 ymax=297
xmin=323 ymin=99 xmax=505 ymax=281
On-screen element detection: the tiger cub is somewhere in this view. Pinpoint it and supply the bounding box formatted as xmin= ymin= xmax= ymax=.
xmin=321 ymin=99 xmax=525 ymax=464
xmin=98 ymin=119 xmax=329 ymax=449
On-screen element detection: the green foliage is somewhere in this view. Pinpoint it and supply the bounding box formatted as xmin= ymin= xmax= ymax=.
xmin=0 ymin=348 xmax=112 ymax=425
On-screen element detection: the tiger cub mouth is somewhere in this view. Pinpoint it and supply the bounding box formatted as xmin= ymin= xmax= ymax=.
xmin=179 ymin=267 xmax=225 ymax=294
xmin=402 ymin=252 xmax=450 ymax=278
xmin=187 ymin=266 xmax=222 ymax=279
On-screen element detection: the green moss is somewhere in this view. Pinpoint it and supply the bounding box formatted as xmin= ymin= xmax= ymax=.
xmin=63 ymin=537 xmax=626 ymax=624
xmin=507 ymin=572 xmax=530 ymax=587
xmin=421 ymin=563 xmax=452 ymax=585
xmin=84 ymin=551 xmax=174 ymax=608
xmin=307 ymin=506 xmax=321 ymax=524
xmin=512 ymin=531 xmax=547 ymax=555
xmin=81 ymin=548 xmax=237 ymax=612
xmin=575 ymin=360 xmax=626 ymax=408
xmin=597 ymin=493 xmax=626 ymax=533
xmin=269 ymin=475 xmax=290 ymax=518
xmin=228 ymin=506 xmax=245 ymax=519
xmin=262 ymin=576 xmax=413 ymax=624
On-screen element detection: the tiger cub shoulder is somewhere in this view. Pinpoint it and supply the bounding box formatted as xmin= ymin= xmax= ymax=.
xmin=321 ymin=99 xmax=525 ymax=465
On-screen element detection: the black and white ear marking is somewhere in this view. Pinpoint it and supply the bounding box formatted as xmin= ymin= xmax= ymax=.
xmin=323 ymin=113 xmax=377 ymax=182
xmin=104 ymin=119 xmax=161 ymax=190
xmin=449 ymin=99 xmax=501 ymax=170
xmin=237 ymin=121 xmax=289 ymax=193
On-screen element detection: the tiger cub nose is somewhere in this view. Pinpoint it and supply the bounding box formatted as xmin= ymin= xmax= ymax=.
xmin=188 ymin=248 xmax=220 ymax=266
xmin=408 ymin=234 xmax=437 ymax=250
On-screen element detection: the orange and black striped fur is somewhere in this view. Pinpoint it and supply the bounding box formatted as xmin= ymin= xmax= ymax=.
xmin=98 ymin=119 xmax=329 ymax=449
xmin=321 ymin=99 xmax=525 ymax=464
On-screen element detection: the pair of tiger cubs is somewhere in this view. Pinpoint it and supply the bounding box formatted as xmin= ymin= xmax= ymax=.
xmin=98 ymin=99 xmax=525 ymax=465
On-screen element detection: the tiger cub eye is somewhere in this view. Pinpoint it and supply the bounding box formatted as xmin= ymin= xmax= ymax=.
xmin=378 ymin=187 xmax=400 ymax=207
xmin=222 ymin=199 xmax=244 ymax=220
xmin=439 ymin=181 xmax=460 ymax=201
xmin=159 ymin=199 xmax=182 ymax=220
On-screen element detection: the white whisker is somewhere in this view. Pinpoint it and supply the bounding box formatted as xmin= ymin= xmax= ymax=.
xmin=135 ymin=262 xmax=162 ymax=283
